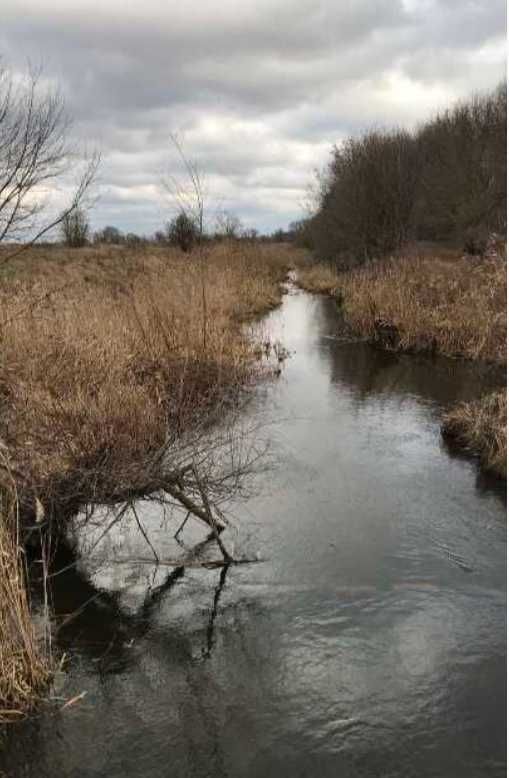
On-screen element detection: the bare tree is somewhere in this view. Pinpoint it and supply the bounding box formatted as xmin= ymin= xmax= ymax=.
xmin=162 ymin=134 xmax=208 ymax=347
xmin=60 ymin=207 xmax=89 ymax=247
xmin=309 ymin=129 xmax=419 ymax=266
xmin=0 ymin=62 xmax=99 ymax=260
xmin=216 ymin=209 xmax=242 ymax=239
xmin=415 ymin=84 xmax=506 ymax=245
xmin=162 ymin=133 xmax=205 ymax=241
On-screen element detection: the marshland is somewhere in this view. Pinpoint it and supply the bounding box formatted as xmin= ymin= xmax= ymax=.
xmin=0 ymin=27 xmax=507 ymax=778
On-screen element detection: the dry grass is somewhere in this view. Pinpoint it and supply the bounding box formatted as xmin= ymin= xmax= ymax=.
xmin=294 ymin=262 xmax=341 ymax=296
xmin=442 ymin=391 xmax=507 ymax=477
xmin=340 ymin=254 xmax=506 ymax=363
xmin=0 ymin=486 xmax=50 ymax=721
xmin=0 ymin=242 xmax=292 ymax=519
xmin=297 ymin=252 xmax=506 ymax=364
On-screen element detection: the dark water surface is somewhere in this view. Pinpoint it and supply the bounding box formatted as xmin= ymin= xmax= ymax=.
xmin=2 ymin=288 xmax=506 ymax=778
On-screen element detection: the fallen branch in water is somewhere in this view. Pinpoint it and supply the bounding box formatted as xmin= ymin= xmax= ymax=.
xmin=108 ymin=555 xmax=263 ymax=569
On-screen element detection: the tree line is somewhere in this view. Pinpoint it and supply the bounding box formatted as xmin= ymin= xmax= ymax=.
xmin=60 ymin=210 xmax=265 ymax=250
xmin=298 ymin=84 xmax=506 ymax=266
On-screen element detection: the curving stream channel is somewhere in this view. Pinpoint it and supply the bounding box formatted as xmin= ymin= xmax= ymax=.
xmin=1 ymin=285 xmax=506 ymax=778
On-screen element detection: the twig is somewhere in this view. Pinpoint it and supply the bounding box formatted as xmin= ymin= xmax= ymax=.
xmin=131 ymin=501 xmax=159 ymax=564
xmin=60 ymin=691 xmax=87 ymax=711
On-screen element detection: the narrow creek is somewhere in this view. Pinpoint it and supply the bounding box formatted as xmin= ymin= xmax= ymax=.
xmin=1 ymin=285 xmax=506 ymax=778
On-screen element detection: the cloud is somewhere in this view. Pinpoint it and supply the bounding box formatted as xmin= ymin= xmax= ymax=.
xmin=0 ymin=0 xmax=505 ymax=234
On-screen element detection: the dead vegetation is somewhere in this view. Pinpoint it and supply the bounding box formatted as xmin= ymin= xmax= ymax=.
xmin=293 ymin=262 xmax=341 ymax=296
xmin=0 ymin=242 xmax=291 ymax=518
xmin=0 ymin=240 xmax=292 ymax=714
xmin=297 ymin=251 xmax=506 ymax=364
xmin=0 ymin=486 xmax=50 ymax=721
xmin=341 ymin=253 xmax=506 ymax=363
xmin=442 ymin=391 xmax=507 ymax=477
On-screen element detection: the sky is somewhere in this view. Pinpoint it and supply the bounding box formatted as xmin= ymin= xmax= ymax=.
xmin=1 ymin=0 xmax=506 ymax=235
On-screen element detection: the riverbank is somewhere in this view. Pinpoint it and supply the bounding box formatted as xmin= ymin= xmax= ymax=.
xmin=442 ymin=390 xmax=506 ymax=478
xmin=295 ymin=249 xmax=506 ymax=476
xmin=0 ymin=240 xmax=297 ymax=717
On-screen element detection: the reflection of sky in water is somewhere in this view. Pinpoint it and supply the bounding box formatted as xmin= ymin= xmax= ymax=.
xmin=2 ymin=287 xmax=505 ymax=778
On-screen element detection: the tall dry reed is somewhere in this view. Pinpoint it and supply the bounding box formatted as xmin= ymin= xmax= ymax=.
xmin=0 ymin=484 xmax=50 ymax=720
xmin=298 ymin=253 xmax=506 ymax=363
xmin=341 ymin=255 xmax=506 ymax=362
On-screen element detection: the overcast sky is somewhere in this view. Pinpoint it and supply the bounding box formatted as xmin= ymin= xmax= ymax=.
xmin=1 ymin=0 xmax=505 ymax=235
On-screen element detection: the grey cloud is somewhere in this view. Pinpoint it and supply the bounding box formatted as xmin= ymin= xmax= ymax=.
xmin=0 ymin=0 xmax=504 ymax=233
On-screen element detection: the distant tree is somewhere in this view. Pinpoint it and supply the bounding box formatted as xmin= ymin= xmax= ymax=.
xmin=272 ymin=228 xmax=288 ymax=243
xmin=94 ymin=225 xmax=124 ymax=244
xmin=166 ymin=212 xmax=199 ymax=252
xmin=125 ymin=232 xmax=145 ymax=247
xmin=216 ymin=209 xmax=242 ymax=239
xmin=61 ymin=208 xmax=89 ymax=248
xmin=154 ymin=229 xmax=168 ymax=245
xmin=162 ymin=134 xmax=205 ymax=244
xmin=241 ymin=227 xmax=259 ymax=241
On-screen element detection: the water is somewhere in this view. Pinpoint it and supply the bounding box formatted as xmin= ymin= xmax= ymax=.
xmin=1 ymin=287 xmax=506 ymax=777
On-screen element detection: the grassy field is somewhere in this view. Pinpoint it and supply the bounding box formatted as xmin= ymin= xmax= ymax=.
xmin=0 ymin=240 xmax=297 ymax=717
xmin=296 ymin=248 xmax=506 ymax=477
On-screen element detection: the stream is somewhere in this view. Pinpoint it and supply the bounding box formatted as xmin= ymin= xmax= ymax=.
xmin=1 ymin=285 xmax=506 ymax=777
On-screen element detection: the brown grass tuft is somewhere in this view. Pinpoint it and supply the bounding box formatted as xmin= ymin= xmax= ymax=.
xmin=442 ymin=391 xmax=507 ymax=477
xmin=293 ymin=262 xmax=341 ymax=296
